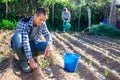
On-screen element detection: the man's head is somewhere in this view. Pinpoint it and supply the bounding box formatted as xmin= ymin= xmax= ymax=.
xmin=33 ymin=8 xmax=47 ymax=26
xmin=64 ymin=7 xmax=67 ymax=14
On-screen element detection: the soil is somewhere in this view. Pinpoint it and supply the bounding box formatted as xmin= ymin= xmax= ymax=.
xmin=0 ymin=30 xmax=120 ymax=80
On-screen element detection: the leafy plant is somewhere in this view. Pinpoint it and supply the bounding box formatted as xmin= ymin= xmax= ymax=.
xmin=89 ymin=24 xmax=120 ymax=37
xmin=88 ymin=61 xmax=93 ymax=65
xmin=40 ymin=59 xmax=48 ymax=68
xmin=0 ymin=55 xmax=5 ymax=63
xmin=0 ymin=57 xmax=5 ymax=63
xmin=0 ymin=19 xmax=17 ymax=30
xmin=40 ymin=56 xmax=53 ymax=68
xmin=104 ymin=69 xmax=109 ymax=77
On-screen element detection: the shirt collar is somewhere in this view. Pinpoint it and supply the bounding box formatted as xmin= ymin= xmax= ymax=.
xmin=28 ymin=16 xmax=34 ymax=27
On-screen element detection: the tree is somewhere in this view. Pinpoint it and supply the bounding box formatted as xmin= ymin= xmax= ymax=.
xmin=2 ymin=0 xmax=15 ymax=19
xmin=109 ymin=0 xmax=119 ymax=24
xmin=70 ymin=0 xmax=86 ymax=31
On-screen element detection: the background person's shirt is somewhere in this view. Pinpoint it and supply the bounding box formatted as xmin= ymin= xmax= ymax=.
xmin=62 ymin=11 xmax=71 ymax=20
xmin=15 ymin=16 xmax=52 ymax=59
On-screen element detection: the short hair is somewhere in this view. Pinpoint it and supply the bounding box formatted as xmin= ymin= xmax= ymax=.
xmin=64 ymin=7 xmax=67 ymax=11
xmin=35 ymin=8 xmax=47 ymax=15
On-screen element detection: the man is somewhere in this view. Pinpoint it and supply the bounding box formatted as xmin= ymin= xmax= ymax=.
xmin=61 ymin=7 xmax=71 ymax=32
xmin=10 ymin=8 xmax=52 ymax=72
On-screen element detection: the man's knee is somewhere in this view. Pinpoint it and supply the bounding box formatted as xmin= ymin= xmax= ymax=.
xmin=41 ymin=42 xmax=47 ymax=51
xmin=12 ymin=33 xmax=22 ymax=48
xmin=32 ymin=41 xmax=47 ymax=51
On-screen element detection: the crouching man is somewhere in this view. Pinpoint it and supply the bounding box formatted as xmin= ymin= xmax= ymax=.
xmin=10 ymin=8 xmax=52 ymax=72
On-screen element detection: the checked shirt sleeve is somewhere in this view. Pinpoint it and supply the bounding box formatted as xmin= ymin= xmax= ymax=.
xmin=16 ymin=21 xmax=32 ymax=59
xmin=42 ymin=22 xmax=52 ymax=45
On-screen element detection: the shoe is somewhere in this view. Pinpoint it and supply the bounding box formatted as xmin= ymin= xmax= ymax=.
xmin=20 ymin=61 xmax=31 ymax=72
xmin=14 ymin=48 xmax=31 ymax=72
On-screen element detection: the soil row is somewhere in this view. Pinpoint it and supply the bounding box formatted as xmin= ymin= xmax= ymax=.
xmin=53 ymin=32 xmax=120 ymax=80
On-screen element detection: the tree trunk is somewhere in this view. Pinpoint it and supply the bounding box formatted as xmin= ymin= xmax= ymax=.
xmin=5 ymin=0 xmax=8 ymax=19
xmin=52 ymin=4 xmax=54 ymax=30
xmin=87 ymin=7 xmax=91 ymax=31
xmin=109 ymin=0 xmax=119 ymax=24
xmin=78 ymin=8 xmax=81 ymax=31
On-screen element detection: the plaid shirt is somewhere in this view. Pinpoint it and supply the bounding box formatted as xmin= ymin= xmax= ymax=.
xmin=15 ymin=16 xmax=52 ymax=59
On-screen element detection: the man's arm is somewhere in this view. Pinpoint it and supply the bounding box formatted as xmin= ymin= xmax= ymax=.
xmin=16 ymin=21 xmax=33 ymax=59
xmin=16 ymin=21 xmax=37 ymax=69
xmin=42 ymin=22 xmax=52 ymax=58
xmin=22 ymin=31 xmax=32 ymax=58
xmin=62 ymin=12 xmax=65 ymax=21
xmin=68 ymin=11 xmax=71 ymax=21
xmin=42 ymin=22 xmax=52 ymax=45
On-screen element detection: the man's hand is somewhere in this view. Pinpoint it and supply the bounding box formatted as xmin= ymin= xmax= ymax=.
xmin=28 ymin=58 xmax=38 ymax=69
xmin=44 ymin=44 xmax=52 ymax=58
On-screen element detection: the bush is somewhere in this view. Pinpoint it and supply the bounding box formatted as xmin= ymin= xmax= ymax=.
xmin=0 ymin=19 xmax=17 ymax=30
xmin=89 ymin=24 xmax=120 ymax=37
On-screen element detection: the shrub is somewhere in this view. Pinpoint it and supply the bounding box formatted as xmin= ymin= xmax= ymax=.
xmin=89 ymin=24 xmax=120 ymax=37
xmin=0 ymin=19 xmax=17 ymax=30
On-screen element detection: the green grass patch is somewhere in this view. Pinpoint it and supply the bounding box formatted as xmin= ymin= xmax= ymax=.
xmin=0 ymin=19 xmax=17 ymax=30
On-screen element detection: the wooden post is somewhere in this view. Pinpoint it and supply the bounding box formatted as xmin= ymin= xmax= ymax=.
xmin=52 ymin=3 xmax=54 ymax=31
xmin=78 ymin=8 xmax=81 ymax=31
xmin=5 ymin=0 xmax=8 ymax=19
xmin=87 ymin=7 xmax=91 ymax=32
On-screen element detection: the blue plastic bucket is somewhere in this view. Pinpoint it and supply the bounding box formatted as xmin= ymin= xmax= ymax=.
xmin=64 ymin=52 xmax=80 ymax=72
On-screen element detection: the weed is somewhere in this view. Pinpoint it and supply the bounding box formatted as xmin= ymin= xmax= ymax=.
xmin=104 ymin=69 xmax=109 ymax=77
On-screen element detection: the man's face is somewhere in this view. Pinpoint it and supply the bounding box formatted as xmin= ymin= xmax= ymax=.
xmin=33 ymin=13 xmax=47 ymax=26
xmin=64 ymin=10 xmax=67 ymax=14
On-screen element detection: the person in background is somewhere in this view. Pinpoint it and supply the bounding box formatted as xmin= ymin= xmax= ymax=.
xmin=102 ymin=18 xmax=107 ymax=24
xmin=61 ymin=7 xmax=71 ymax=32
xmin=10 ymin=7 xmax=52 ymax=72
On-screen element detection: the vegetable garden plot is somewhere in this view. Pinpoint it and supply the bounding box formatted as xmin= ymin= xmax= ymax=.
xmin=0 ymin=31 xmax=120 ymax=80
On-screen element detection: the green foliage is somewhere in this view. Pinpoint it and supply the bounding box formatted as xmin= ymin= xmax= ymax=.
xmin=0 ymin=57 xmax=5 ymax=63
xmin=48 ymin=1 xmax=81 ymax=31
xmin=40 ymin=59 xmax=48 ymax=68
xmin=0 ymin=0 xmax=112 ymax=31
xmin=1 ymin=0 xmax=15 ymax=3
xmin=42 ymin=0 xmax=56 ymax=7
xmin=104 ymin=69 xmax=109 ymax=77
xmin=89 ymin=24 xmax=120 ymax=37
xmin=48 ymin=0 xmax=108 ymax=31
xmin=0 ymin=19 xmax=17 ymax=30
xmin=40 ymin=56 xmax=53 ymax=68
xmin=0 ymin=54 xmax=5 ymax=63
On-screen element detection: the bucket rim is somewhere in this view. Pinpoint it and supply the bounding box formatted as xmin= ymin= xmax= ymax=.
xmin=64 ymin=52 xmax=81 ymax=58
